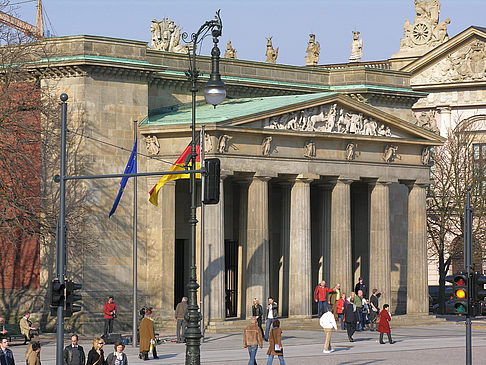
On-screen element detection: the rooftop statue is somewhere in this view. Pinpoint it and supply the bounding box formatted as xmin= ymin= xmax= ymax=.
xmin=265 ymin=36 xmax=279 ymax=63
xmin=349 ymin=31 xmax=363 ymax=62
xmin=305 ymin=34 xmax=320 ymax=66
xmin=224 ymin=40 xmax=237 ymax=59
xmin=150 ymin=17 xmax=189 ymax=53
xmin=394 ymin=0 xmax=450 ymax=58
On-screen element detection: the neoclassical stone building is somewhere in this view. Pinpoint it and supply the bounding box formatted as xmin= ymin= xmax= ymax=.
xmin=26 ymin=1 xmax=486 ymax=331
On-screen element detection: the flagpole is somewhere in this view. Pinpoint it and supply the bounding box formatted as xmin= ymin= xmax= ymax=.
xmin=200 ymin=126 xmax=205 ymax=341
xmin=132 ymin=120 xmax=138 ymax=348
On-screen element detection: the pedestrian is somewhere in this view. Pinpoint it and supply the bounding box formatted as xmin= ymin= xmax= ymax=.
xmin=368 ymin=289 xmax=381 ymax=331
xmin=25 ymin=335 xmax=40 ymax=364
xmin=63 ymin=334 xmax=86 ymax=365
xmin=354 ymin=290 xmax=364 ymax=330
xmin=319 ymin=307 xmax=337 ymax=353
xmin=358 ymin=290 xmax=368 ymax=330
xmin=378 ymin=304 xmax=395 ymax=344
xmin=354 ymin=277 xmax=368 ymax=298
xmin=86 ymin=337 xmax=105 ymax=365
xmin=344 ymin=297 xmax=358 ymax=342
xmin=19 ymin=313 xmax=38 ymax=342
xmin=328 ymin=283 xmax=341 ymax=321
xmin=0 ymin=318 xmax=7 ymax=336
xmin=105 ymin=342 xmax=128 ymax=365
xmin=103 ymin=296 xmax=117 ymax=336
xmin=26 ymin=342 xmax=40 ymax=365
xmin=174 ymin=297 xmax=188 ymax=343
xmin=266 ymin=320 xmax=286 ymax=365
xmin=264 ymin=297 xmax=278 ymax=342
xmin=313 ymin=281 xmax=335 ymax=317
xmin=243 ymin=317 xmax=263 ymax=365
xmin=336 ymin=293 xmax=347 ymax=330
xmin=252 ymin=298 xmax=264 ymax=337
xmin=139 ymin=309 xmax=156 ymax=361
xmin=0 ymin=337 xmax=15 ymax=365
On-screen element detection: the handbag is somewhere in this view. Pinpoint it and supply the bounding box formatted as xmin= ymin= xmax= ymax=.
xmin=271 ymin=330 xmax=283 ymax=354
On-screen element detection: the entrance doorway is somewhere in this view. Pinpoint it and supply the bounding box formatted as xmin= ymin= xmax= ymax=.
xmin=225 ymin=240 xmax=238 ymax=317
xmin=174 ymin=239 xmax=189 ymax=309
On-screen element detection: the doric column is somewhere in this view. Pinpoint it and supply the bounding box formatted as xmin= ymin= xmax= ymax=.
xmin=407 ymin=183 xmax=428 ymax=314
xmin=237 ymin=181 xmax=249 ymax=319
xmin=369 ymin=181 xmax=392 ymax=307
xmin=246 ymin=176 xmax=270 ymax=318
xmin=278 ymin=182 xmax=291 ymax=318
xmin=203 ymin=176 xmax=226 ymax=322
xmin=147 ymin=180 xmax=175 ymax=319
xmin=289 ymin=177 xmax=312 ymax=318
xmin=319 ymin=184 xmax=332 ymax=283
xmin=330 ymin=179 xmax=353 ymax=295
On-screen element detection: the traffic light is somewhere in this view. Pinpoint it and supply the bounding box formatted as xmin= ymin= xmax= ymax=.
xmin=446 ymin=272 xmax=469 ymax=315
xmin=203 ymin=158 xmax=220 ymax=205
xmin=473 ymin=272 xmax=486 ymax=303
xmin=50 ymin=279 xmax=65 ymax=316
xmin=65 ymin=280 xmax=82 ymax=317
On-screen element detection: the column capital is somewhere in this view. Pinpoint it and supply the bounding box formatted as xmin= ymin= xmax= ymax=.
xmin=403 ymin=181 xmax=429 ymax=191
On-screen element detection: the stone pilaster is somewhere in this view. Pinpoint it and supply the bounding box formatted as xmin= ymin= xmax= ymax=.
xmin=148 ymin=180 xmax=175 ymax=319
xmin=289 ymin=178 xmax=312 ymax=318
xmin=203 ymin=177 xmax=226 ymax=322
xmin=369 ymin=181 xmax=392 ymax=307
xmin=319 ymin=184 xmax=332 ymax=283
xmin=407 ymin=183 xmax=428 ymax=314
xmin=330 ymin=179 xmax=353 ymax=295
xmin=246 ymin=176 xmax=270 ymax=318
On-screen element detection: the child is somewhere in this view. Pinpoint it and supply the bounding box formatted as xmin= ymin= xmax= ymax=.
xmin=336 ymin=293 xmax=347 ymax=330
xmin=377 ymin=304 xmax=394 ymax=344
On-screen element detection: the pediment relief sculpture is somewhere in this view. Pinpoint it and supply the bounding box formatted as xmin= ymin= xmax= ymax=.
xmin=413 ymin=40 xmax=486 ymax=84
xmin=383 ymin=145 xmax=400 ymax=163
xmin=264 ymin=103 xmax=395 ymax=137
xmin=303 ymin=141 xmax=316 ymax=158
xmin=150 ymin=18 xmax=189 ymax=53
xmin=218 ymin=134 xmax=232 ymax=154
xmin=345 ymin=142 xmax=359 ymax=161
xmin=144 ymin=135 xmax=160 ymax=156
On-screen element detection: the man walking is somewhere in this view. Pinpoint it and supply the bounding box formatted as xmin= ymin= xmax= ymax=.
xmin=174 ymin=297 xmax=188 ymax=343
xmin=354 ymin=290 xmax=364 ymax=330
xmin=63 ymin=335 xmax=85 ymax=365
xmin=368 ymin=289 xmax=380 ymax=331
xmin=264 ymin=297 xmax=278 ymax=342
xmin=313 ymin=281 xmax=335 ymax=317
xmin=243 ymin=317 xmax=263 ymax=365
xmin=344 ymin=297 xmax=358 ymax=342
xmin=0 ymin=337 xmax=15 ymax=365
xmin=103 ymin=296 xmax=117 ymax=336
xmin=319 ymin=307 xmax=337 ymax=353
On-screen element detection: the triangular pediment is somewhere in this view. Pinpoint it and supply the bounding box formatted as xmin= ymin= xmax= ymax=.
xmin=402 ymin=26 xmax=486 ymax=86
xmin=141 ymin=92 xmax=443 ymax=143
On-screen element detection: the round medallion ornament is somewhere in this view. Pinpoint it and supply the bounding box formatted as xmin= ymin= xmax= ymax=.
xmin=412 ymin=21 xmax=432 ymax=45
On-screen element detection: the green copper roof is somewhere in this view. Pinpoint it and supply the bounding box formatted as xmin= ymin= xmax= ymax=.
xmin=140 ymin=92 xmax=339 ymax=127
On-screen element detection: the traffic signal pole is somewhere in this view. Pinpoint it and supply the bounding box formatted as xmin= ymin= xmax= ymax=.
xmin=464 ymin=187 xmax=472 ymax=365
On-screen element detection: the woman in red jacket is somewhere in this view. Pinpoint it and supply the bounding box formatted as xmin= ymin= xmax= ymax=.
xmin=377 ymin=304 xmax=394 ymax=344
xmin=336 ymin=293 xmax=347 ymax=330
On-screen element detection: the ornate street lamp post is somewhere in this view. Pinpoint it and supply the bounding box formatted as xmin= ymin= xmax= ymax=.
xmin=182 ymin=10 xmax=225 ymax=365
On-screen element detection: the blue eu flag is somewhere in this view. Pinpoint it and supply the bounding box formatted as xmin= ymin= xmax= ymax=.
xmin=109 ymin=139 xmax=137 ymax=217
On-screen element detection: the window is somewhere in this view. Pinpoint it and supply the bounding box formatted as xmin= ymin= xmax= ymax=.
xmin=473 ymin=143 xmax=486 ymax=194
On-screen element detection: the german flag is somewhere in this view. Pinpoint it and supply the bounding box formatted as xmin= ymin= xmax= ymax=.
xmin=149 ymin=142 xmax=200 ymax=206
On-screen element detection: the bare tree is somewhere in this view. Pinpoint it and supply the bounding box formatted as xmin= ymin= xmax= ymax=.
xmin=427 ymin=117 xmax=486 ymax=314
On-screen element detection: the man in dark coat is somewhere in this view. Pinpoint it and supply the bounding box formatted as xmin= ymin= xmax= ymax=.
xmin=63 ymin=334 xmax=85 ymax=365
xmin=354 ymin=277 xmax=368 ymax=298
xmin=264 ymin=297 xmax=278 ymax=342
xmin=368 ymin=289 xmax=381 ymax=331
xmin=0 ymin=337 xmax=15 ymax=365
xmin=344 ymin=297 xmax=358 ymax=342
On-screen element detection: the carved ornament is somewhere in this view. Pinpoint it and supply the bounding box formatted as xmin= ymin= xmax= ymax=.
xmin=224 ymin=40 xmax=237 ymax=59
xmin=303 ymin=141 xmax=316 ymax=158
xmin=383 ymin=145 xmax=400 ymax=163
xmin=265 ymin=36 xmax=279 ymax=63
xmin=305 ymin=34 xmax=320 ymax=66
xmin=150 ymin=18 xmax=189 ymax=53
xmin=144 ymin=135 xmax=160 ymax=156
xmin=345 ymin=142 xmax=359 ymax=161
xmin=218 ymin=134 xmax=232 ymax=154
xmin=421 ymin=146 xmax=434 ymax=165
xmin=349 ymin=31 xmax=363 ymax=62
xmin=204 ymin=133 xmax=213 ymax=153
xmin=264 ymin=103 xmax=394 ymax=137
xmin=262 ymin=136 xmax=272 ymax=156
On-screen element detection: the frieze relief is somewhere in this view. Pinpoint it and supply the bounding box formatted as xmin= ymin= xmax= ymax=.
xmin=144 ymin=135 xmax=160 ymax=156
xmin=413 ymin=40 xmax=486 ymax=84
xmin=263 ymin=103 xmax=395 ymax=137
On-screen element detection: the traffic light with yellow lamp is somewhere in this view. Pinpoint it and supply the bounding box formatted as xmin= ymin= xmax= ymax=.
xmin=446 ymin=272 xmax=469 ymax=315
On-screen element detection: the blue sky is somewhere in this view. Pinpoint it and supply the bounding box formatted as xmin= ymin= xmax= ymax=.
xmin=12 ymin=0 xmax=486 ymax=65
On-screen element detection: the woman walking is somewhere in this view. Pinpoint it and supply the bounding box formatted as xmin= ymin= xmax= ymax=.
xmin=87 ymin=337 xmax=105 ymax=365
xmin=266 ymin=320 xmax=286 ymax=365
xmin=106 ymin=342 xmax=128 ymax=365
xmin=252 ymin=298 xmax=264 ymax=337
xmin=377 ymin=304 xmax=395 ymax=344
